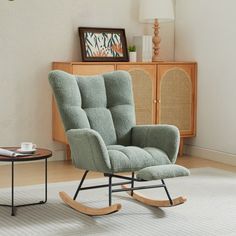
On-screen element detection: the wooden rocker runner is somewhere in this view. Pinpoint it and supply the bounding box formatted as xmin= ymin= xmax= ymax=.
xmin=121 ymin=185 xmax=186 ymax=207
xmin=59 ymin=191 xmax=121 ymax=216
xmin=49 ymin=70 xmax=190 ymax=216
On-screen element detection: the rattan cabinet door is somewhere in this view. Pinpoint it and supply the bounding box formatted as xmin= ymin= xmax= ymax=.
xmin=117 ymin=65 xmax=156 ymax=125
xmin=157 ymin=64 xmax=197 ymax=137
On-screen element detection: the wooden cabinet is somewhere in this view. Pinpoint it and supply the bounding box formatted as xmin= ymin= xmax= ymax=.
xmin=52 ymin=61 xmax=197 ymax=156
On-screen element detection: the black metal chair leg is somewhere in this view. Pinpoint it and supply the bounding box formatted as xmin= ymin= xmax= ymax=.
xmin=108 ymin=175 xmax=112 ymax=206
xmin=161 ymin=179 xmax=173 ymax=205
xmin=131 ymin=172 xmax=134 ymax=196
xmin=11 ymin=161 xmax=15 ymax=216
xmin=44 ymin=158 xmax=48 ymax=203
xmin=73 ymin=170 xmax=89 ymax=200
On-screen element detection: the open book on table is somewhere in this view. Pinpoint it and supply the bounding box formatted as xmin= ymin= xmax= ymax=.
xmin=0 ymin=148 xmax=32 ymax=157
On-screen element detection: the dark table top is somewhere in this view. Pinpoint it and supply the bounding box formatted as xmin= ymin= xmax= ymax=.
xmin=0 ymin=147 xmax=52 ymax=162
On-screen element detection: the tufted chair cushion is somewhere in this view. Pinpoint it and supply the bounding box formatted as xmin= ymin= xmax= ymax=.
xmin=49 ymin=70 xmax=136 ymax=146
xmin=107 ymin=145 xmax=171 ymax=172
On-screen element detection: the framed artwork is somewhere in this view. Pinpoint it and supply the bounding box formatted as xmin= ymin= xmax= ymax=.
xmin=78 ymin=27 xmax=129 ymax=62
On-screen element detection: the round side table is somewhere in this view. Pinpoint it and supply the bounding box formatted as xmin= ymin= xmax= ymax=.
xmin=0 ymin=147 xmax=52 ymax=216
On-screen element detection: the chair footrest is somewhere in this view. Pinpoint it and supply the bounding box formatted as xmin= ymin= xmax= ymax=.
xmin=136 ymin=164 xmax=190 ymax=181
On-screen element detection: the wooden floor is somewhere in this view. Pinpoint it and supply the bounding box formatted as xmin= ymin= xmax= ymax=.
xmin=0 ymin=155 xmax=235 ymax=188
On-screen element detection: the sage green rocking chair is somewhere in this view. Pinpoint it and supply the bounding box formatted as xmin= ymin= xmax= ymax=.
xmin=49 ymin=70 xmax=190 ymax=216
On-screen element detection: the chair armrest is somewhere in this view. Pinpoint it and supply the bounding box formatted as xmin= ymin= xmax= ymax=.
xmin=67 ymin=128 xmax=111 ymax=173
xmin=131 ymin=125 xmax=180 ymax=163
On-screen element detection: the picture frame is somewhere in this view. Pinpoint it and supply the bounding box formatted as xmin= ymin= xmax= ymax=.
xmin=78 ymin=27 xmax=129 ymax=62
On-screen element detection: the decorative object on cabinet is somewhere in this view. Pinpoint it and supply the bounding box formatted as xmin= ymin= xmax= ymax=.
xmin=139 ymin=0 xmax=174 ymax=61
xmin=128 ymin=45 xmax=137 ymax=62
xmin=49 ymin=70 xmax=190 ymax=216
xmin=134 ymin=35 xmax=152 ymax=62
xmin=52 ymin=61 xmax=197 ymax=158
xmin=78 ymin=27 xmax=129 ymax=62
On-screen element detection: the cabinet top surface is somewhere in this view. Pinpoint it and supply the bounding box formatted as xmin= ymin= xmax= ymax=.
xmin=53 ymin=61 xmax=197 ymax=65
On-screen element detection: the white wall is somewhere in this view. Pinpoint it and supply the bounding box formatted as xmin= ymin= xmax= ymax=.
xmin=175 ymin=0 xmax=236 ymax=162
xmin=0 ymin=0 xmax=174 ymax=160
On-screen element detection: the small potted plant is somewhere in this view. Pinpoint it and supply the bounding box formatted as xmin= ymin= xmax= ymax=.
xmin=128 ymin=45 xmax=137 ymax=62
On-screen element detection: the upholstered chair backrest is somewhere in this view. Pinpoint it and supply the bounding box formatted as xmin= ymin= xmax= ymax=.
xmin=49 ymin=70 xmax=136 ymax=146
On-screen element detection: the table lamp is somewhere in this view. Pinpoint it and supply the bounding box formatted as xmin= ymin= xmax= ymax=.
xmin=139 ymin=0 xmax=174 ymax=61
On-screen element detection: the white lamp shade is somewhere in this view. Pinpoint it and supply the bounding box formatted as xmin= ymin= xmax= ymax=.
xmin=139 ymin=0 xmax=174 ymax=23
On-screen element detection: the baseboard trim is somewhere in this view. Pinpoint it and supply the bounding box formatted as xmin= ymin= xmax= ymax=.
xmin=184 ymin=145 xmax=236 ymax=166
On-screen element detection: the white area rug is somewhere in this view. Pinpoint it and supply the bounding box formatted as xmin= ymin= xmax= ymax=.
xmin=0 ymin=168 xmax=235 ymax=236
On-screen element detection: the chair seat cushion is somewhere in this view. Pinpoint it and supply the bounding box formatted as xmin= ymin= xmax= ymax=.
xmin=136 ymin=164 xmax=190 ymax=181
xmin=107 ymin=145 xmax=171 ymax=173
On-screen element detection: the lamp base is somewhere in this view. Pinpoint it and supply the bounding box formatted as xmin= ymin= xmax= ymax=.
xmin=152 ymin=55 xmax=162 ymax=62
xmin=152 ymin=18 xmax=161 ymax=61
xmin=152 ymin=59 xmax=164 ymax=62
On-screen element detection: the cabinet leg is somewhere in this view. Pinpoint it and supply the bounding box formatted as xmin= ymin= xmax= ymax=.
xmin=66 ymin=144 xmax=71 ymax=160
xmin=178 ymin=138 xmax=184 ymax=156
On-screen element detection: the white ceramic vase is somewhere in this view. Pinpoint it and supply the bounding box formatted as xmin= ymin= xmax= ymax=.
xmin=129 ymin=52 xmax=137 ymax=62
